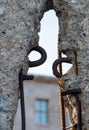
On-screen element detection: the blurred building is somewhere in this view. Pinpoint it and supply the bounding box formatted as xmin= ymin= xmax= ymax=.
xmin=13 ymin=75 xmax=62 ymax=130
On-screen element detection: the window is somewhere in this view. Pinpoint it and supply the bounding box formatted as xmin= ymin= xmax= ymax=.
xmin=35 ymin=99 xmax=48 ymax=125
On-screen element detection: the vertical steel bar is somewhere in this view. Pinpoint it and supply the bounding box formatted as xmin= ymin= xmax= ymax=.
xmin=58 ymin=37 xmax=66 ymax=130
xmin=58 ymin=50 xmax=66 ymax=130
xmin=58 ymin=50 xmax=62 ymax=75
xmin=19 ymin=68 xmax=26 ymax=130
xmin=74 ymin=51 xmax=78 ymax=76
xmin=77 ymin=99 xmax=82 ymax=130
xmin=61 ymin=96 xmax=66 ymax=130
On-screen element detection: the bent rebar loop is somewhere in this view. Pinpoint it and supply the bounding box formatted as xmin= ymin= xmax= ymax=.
xmin=52 ymin=57 xmax=71 ymax=79
xmin=52 ymin=57 xmax=72 ymax=130
xmin=28 ymin=46 xmax=47 ymax=67
xmin=52 ymin=57 xmax=82 ymax=130
xmin=19 ymin=46 xmax=47 ymax=130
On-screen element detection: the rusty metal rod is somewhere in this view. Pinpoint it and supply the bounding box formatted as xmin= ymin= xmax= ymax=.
xmin=19 ymin=68 xmax=26 ymax=130
xmin=52 ymin=57 xmax=71 ymax=78
xmin=58 ymin=52 xmax=66 ymax=130
xmin=19 ymin=68 xmax=34 ymax=130
xmin=58 ymin=51 xmax=62 ymax=75
xmin=28 ymin=46 xmax=47 ymax=67
xmin=52 ymin=57 xmax=71 ymax=130
xmin=74 ymin=51 xmax=78 ymax=76
xmin=61 ymin=88 xmax=81 ymax=96
xmin=77 ymin=99 xmax=82 ymax=130
xmin=23 ymin=74 xmax=34 ymax=81
xmin=61 ymin=95 xmax=66 ymax=130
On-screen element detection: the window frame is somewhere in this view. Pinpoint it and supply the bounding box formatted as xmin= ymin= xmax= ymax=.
xmin=34 ymin=99 xmax=49 ymax=125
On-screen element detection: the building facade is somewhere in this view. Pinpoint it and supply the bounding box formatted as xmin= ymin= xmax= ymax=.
xmin=13 ymin=75 xmax=61 ymax=130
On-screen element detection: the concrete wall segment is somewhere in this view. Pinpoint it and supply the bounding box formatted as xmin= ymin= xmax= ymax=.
xmin=0 ymin=0 xmax=89 ymax=129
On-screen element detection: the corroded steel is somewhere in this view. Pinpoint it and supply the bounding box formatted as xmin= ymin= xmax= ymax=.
xmin=52 ymin=56 xmax=82 ymax=130
xmin=19 ymin=68 xmax=34 ymax=130
xmin=28 ymin=46 xmax=47 ymax=67
xmin=19 ymin=46 xmax=47 ymax=130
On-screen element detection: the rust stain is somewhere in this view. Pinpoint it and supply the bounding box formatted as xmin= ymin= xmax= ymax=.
xmin=58 ymin=78 xmax=63 ymax=86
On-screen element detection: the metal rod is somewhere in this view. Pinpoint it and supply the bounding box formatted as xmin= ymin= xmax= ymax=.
xmin=23 ymin=74 xmax=34 ymax=81
xmin=77 ymin=99 xmax=82 ymax=130
xmin=58 ymin=51 xmax=62 ymax=75
xmin=19 ymin=68 xmax=34 ymax=130
xmin=52 ymin=57 xmax=71 ymax=78
xmin=28 ymin=46 xmax=47 ymax=67
xmin=52 ymin=57 xmax=71 ymax=130
xmin=58 ymin=52 xmax=66 ymax=130
xmin=19 ymin=68 xmax=26 ymax=130
xmin=52 ymin=56 xmax=82 ymax=130
xmin=19 ymin=46 xmax=46 ymax=130
xmin=61 ymin=88 xmax=81 ymax=96
xmin=74 ymin=51 xmax=78 ymax=76
xmin=61 ymin=95 xmax=66 ymax=130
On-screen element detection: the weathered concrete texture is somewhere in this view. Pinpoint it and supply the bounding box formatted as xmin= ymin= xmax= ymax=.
xmin=0 ymin=0 xmax=47 ymax=129
xmin=53 ymin=0 xmax=89 ymax=129
xmin=0 ymin=0 xmax=89 ymax=130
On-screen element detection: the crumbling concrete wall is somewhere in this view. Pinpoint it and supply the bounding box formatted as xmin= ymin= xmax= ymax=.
xmin=0 ymin=0 xmax=89 ymax=130
xmin=53 ymin=0 xmax=89 ymax=129
xmin=0 ymin=0 xmax=47 ymax=129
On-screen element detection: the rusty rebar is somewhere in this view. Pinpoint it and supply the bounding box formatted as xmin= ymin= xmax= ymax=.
xmin=61 ymin=95 xmax=66 ymax=130
xmin=19 ymin=68 xmax=34 ymax=130
xmin=61 ymin=88 xmax=81 ymax=96
xmin=74 ymin=51 xmax=78 ymax=76
xmin=19 ymin=69 xmax=26 ymax=130
xmin=52 ymin=56 xmax=82 ymax=130
xmin=52 ymin=57 xmax=71 ymax=130
xmin=52 ymin=57 xmax=71 ymax=78
xmin=77 ymin=99 xmax=82 ymax=130
xmin=28 ymin=46 xmax=47 ymax=67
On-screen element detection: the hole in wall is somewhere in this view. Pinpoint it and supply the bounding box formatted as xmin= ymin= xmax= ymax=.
xmin=28 ymin=10 xmax=58 ymax=76
xmin=28 ymin=10 xmax=72 ymax=76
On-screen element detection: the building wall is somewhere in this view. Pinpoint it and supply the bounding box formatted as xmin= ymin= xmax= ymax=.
xmin=13 ymin=75 xmax=61 ymax=130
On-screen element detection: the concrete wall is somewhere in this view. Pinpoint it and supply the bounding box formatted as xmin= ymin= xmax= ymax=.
xmin=1 ymin=0 xmax=89 ymax=129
